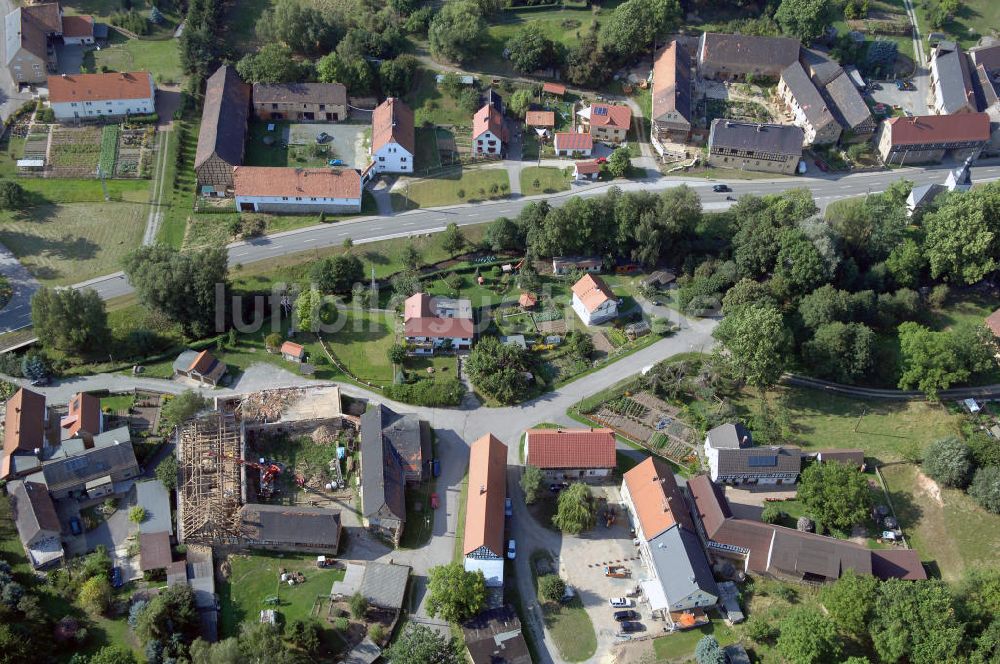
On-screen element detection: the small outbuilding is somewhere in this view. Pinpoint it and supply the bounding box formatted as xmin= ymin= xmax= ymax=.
xmin=641 ymin=270 xmax=677 ymax=289
xmin=518 ymin=292 xmax=537 ymax=309
xmin=573 ymin=160 xmax=601 ymax=181
xmin=280 ymin=341 xmax=306 ymax=363
xmin=173 ymin=349 xmax=227 ymax=386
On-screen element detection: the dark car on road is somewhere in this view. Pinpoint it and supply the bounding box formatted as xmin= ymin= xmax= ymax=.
xmin=505 ymin=497 xmax=513 ymax=517
xmin=315 ymin=132 xmax=332 ymax=143
xmin=614 ymin=610 xmax=640 ymax=621
xmin=619 ymin=621 xmax=643 ymax=633
xmin=712 ymin=184 xmax=731 ymax=192
xmin=69 ymin=517 xmax=82 ymax=536
xmin=111 ymin=567 xmax=123 ymax=588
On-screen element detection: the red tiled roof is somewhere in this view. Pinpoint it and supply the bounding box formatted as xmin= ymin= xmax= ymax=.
xmin=189 ymin=350 xmax=217 ymax=374
xmin=48 ymin=72 xmax=153 ymax=103
xmin=404 ymin=293 xmax=434 ymax=321
xmin=62 ymin=393 xmax=101 ymax=439
xmin=464 ymin=434 xmax=507 ymax=557
xmin=623 ymin=457 xmax=695 ymax=540
xmin=371 ymin=97 xmax=415 ymax=156
xmin=574 ymin=160 xmax=601 ymax=174
xmin=280 ymin=341 xmax=305 ymax=358
xmin=3 ymin=388 xmax=46 ymax=458
xmin=687 ymin=474 xmax=732 ymax=539
xmin=571 ymin=273 xmax=615 ymax=313
xmin=404 ymin=317 xmax=474 ymax=339
xmin=473 ymin=104 xmax=505 ymax=141
xmin=987 ymin=309 xmax=1000 ymax=337
xmin=61 ymin=14 xmax=94 ymax=38
xmin=542 ymin=82 xmax=566 ymax=96
xmin=519 ymin=292 xmax=537 ymax=308
xmin=233 ymin=166 xmax=361 ymax=200
xmin=525 ymin=111 xmax=555 ymax=127
xmin=554 ymin=132 xmax=593 ymax=151
xmin=525 ymin=428 xmax=615 ymax=469
xmin=588 ymin=103 xmax=632 ymax=129
xmin=886 ymin=113 xmax=990 ymax=146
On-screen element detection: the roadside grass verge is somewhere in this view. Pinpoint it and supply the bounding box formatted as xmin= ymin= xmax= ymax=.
xmin=527 ymin=549 xmax=596 ymax=662
xmin=520 ymin=166 xmax=570 ymax=196
xmin=392 ymin=169 xmax=510 ymax=210
xmin=452 ymin=472 xmax=470 ymax=563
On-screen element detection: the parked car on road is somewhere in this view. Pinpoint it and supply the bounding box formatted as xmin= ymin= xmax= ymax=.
xmin=549 ymin=482 xmax=569 ymax=492
xmin=507 ymin=539 xmax=516 ymax=559
xmin=316 ymin=132 xmax=332 ymax=143
xmin=111 ymin=567 xmax=123 ymax=588
xmin=505 ymin=498 xmax=513 ymax=517
xmin=619 ymin=621 xmax=643 ymax=633
xmin=609 ymin=597 xmax=634 ymax=608
xmin=605 ymin=566 xmax=631 ymax=578
xmin=614 ymin=610 xmax=640 ymax=621
xmin=712 ymin=184 xmax=731 ymax=192
xmin=69 ymin=517 xmax=82 ymax=536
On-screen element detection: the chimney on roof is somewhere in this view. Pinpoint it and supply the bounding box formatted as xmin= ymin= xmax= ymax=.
xmin=480 ymin=485 xmax=486 ymax=494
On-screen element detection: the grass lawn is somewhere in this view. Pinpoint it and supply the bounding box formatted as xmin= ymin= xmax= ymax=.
xmin=322 ymin=309 xmax=396 ymax=384
xmin=251 ymin=433 xmax=344 ymax=501
xmin=158 ymin=119 xmax=198 ymax=248
xmin=244 ymin=121 xmax=334 ymax=168
xmin=452 ymin=471 xmax=470 ymax=563
xmin=392 ymin=168 xmax=510 ymax=210
xmin=0 ymin=201 xmax=146 ymax=285
xmin=520 ymin=166 xmax=570 ymax=196
xmin=881 ymin=462 xmax=1000 ymax=582
xmin=414 ymin=127 xmax=443 ymax=172
xmin=100 ymin=394 xmax=134 ymax=412
xmin=87 ymin=32 xmax=184 ymax=84
xmin=653 ymin=620 xmax=737 ymax=660
xmin=406 ymin=67 xmax=477 ymax=128
xmin=401 ymin=482 xmax=436 ymax=549
xmin=736 ymin=385 xmax=962 ymax=463
xmin=219 ymin=550 xmax=345 ymax=637
xmin=528 ymin=550 xmax=596 ymax=662
xmin=222 ymin=0 xmax=274 ymax=53
xmin=913 ymin=0 xmax=997 ymax=48
xmin=21 ymin=177 xmax=150 ymax=204
xmin=926 ymin=292 xmax=998 ymax=332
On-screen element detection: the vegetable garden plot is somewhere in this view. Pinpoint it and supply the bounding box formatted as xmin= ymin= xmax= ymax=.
xmin=37 ymin=125 xmax=151 ymax=178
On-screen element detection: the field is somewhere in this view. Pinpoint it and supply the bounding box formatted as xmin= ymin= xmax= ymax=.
xmin=219 ymin=550 xmax=346 ymax=639
xmin=86 ymin=32 xmax=184 ymax=84
xmin=914 ymin=0 xmax=1000 ymax=48
xmin=393 ymin=168 xmax=510 ymax=210
xmin=0 ymin=201 xmax=146 ymax=285
xmin=520 ymin=166 xmax=570 ymax=195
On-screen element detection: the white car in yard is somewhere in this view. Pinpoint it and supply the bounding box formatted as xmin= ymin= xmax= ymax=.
xmin=609 ymin=597 xmax=634 ymax=608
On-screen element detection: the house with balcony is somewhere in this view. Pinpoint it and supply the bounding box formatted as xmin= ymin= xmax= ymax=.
xmin=472 ymin=103 xmax=507 ymax=157
xmin=651 ymin=41 xmax=694 ymax=152
xmin=403 ymin=292 xmax=474 ymax=354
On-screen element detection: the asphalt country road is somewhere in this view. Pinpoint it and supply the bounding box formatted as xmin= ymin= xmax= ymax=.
xmin=3 ymin=160 xmax=998 ymax=336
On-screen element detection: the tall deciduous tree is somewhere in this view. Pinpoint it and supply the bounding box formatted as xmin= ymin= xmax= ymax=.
xmin=775 ymin=0 xmax=837 ymax=42
xmin=552 ymin=483 xmax=596 ymax=534
xmin=923 ymin=183 xmax=1000 ymax=284
xmin=922 ymin=437 xmax=973 ymax=488
xmin=384 ymin=624 xmax=461 ymax=664
xmin=818 ymin=570 xmax=878 ymax=638
xmin=506 ymin=26 xmax=560 ymax=74
xmin=441 ymin=223 xmax=467 ymax=256
xmin=426 ymin=563 xmax=486 ymax=622
xmin=465 ymin=337 xmax=532 ymax=404
xmin=871 ymin=579 xmax=965 ymax=664
xmin=485 ymin=217 xmax=524 ymax=252
xmin=797 ymin=460 xmax=872 ymax=533
xmin=520 ymin=465 xmax=543 ymax=504
xmin=897 ymin=322 xmax=994 ymax=398
xmin=236 ymin=44 xmax=309 ymax=83
xmin=507 ymin=89 xmax=534 ymax=119
xmin=379 ymin=55 xmax=418 ymax=97
xmin=315 ymin=52 xmax=375 ymax=95
xmin=777 ymin=607 xmax=840 ymax=663
xmin=713 ymin=303 xmax=789 ymax=390
xmin=969 ymin=466 xmax=1000 ymax=514
xmin=429 ymin=1 xmax=486 ymax=64
xmin=602 ymin=0 xmax=682 ymax=58
xmin=310 ymin=254 xmax=363 ymax=293
xmin=802 ymin=321 xmax=875 ymax=384
xmin=31 ymin=287 xmax=109 ymax=356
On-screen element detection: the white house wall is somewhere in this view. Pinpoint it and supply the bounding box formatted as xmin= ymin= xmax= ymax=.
xmin=372 ymin=143 xmax=413 ymax=173
xmin=465 ymin=556 xmax=504 ymax=587
xmin=234 ymin=194 xmax=361 ymax=214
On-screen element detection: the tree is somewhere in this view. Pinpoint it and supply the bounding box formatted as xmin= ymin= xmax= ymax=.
xmin=465 ymin=337 xmax=531 ymax=404
xmin=441 ymin=223 xmax=467 ymax=256
xmin=160 ymin=390 xmax=208 ymax=432
xmin=565 ymin=25 xmax=612 ymax=87
xmin=20 ymin=351 xmax=49 ymax=382
xmin=797 ymin=461 xmax=872 ymax=533
xmin=383 ymin=624 xmax=461 ymax=664
xmin=128 ymin=506 xmax=147 ymax=523
xmin=775 ymin=0 xmax=836 ymax=42
xmin=236 ymin=623 xmax=298 ymax=664
xmin=818 ymin=570 xmax=878 ymax=638
xmin=695 ymin=635 xmax=726 ymax=664
xmin=155 ymin=455 xmax=178 ymax=492
xmin=897 ymin=322 xmax=993 ymax=398
xmin=713 ymin=304 xmax=789 ymax=390
xmin=123 ymin=245 xmax=228 ymax=337
xmin=777 ymin=607 xmax=840 ymax=664
xmin=400 ymin=244 xmax=422 ymax=270
xmin=607 ymin=147 xmax=632 ymax=178
xmin=428 ymin=1 xmax=486 ymax=63
xmin=349 ymin=592 xmax=368 ymax=619
xmin=79 ymin=575 xmax=112 ymax=614
xmin=136 ymin=583 xmax=200 ymax=645
xmin=521 ymin=465 xmax=543 ymax=504
xmin=315 ymin=51 xmax=375 ymax=95
xmin=871 ymin=578 xmax=965 ymax=664
xmin=296 ymin=289 xmax=317 ymax=331
xmin=552 ymin=483 xmax=596 ymax=534
xmin=886 ymin=238 xmax=926 ymax=288
xmin=969 ymin=466 xmax=1000 ymax=514
xmin=744 ymin=616 xmax=778 ymax=643
xmin=388 ymin=344 xmax=407 ymax=366
xmin=90 ymin=646 xmax=137 ymax=664
xmin=923 ymin=183 xmax=1000 ymax=284
xmin=802 ymin=321 xmax=875 ymax=384
xmin=774 ymin=228 xmax=829 ymax=298
xmin=0 ymin=180 xmax=28 ymax=210
xmin=922 ymin=437 xmax=973 ymax=488
xmin=310 ymin=253 xmax=363 ymax=293
xmin=379 ymin=55 xmax=418 ymax=97
xmin=254 ymin=0 xmax=339 ymax=56
xmin=602 ymin=0 xmax=682 ymax=58
xmin=539 ymin=575 xmax=566 ymax=603
xmin=391 ymin=270 xmax=421 ymax=299
xmin=31 ymin=287 xmax=109 ymax=356
xmin=721 ymin=278 xmax=775 ymax=315
xmin=426 ymin=563 xmax=486 ymax=622
xmin=236 ymin=44 xmax=308 ymax=83
xmin=506 ymin=26 xmax=559 ymax=74
xmin=507 ymin=88 xmax=534 ymax=119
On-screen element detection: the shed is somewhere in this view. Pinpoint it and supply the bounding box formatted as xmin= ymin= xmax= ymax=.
xmin=518 ymin=292 xmax=537 ymax=309
xmin=542 ymin=82 xmax=566 ymax=96
xmin=359 ymin=561 xmax=411 ymax=611
xmin=641 ymin=270 xmax=677 ymax=289
xmin=280 ymin=341 xmax=306 ymax=363
xmin=139 ymin=531 xmax=172 ymax=571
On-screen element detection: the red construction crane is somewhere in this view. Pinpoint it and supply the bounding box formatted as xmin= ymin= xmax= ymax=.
xmin=205 ymin=451 xmax=282 ymax=498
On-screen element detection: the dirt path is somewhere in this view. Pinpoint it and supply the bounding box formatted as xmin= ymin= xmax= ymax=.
xmin=915 ymin=470 xmax=943 ymax=507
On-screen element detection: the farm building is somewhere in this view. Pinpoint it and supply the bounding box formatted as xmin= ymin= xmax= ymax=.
xmin=47 ymin=71 xmax=155 ymax=121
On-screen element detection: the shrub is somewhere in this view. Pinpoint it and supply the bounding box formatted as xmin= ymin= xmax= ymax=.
xmin=744 ymin=615 xmax=778 ymax=643
xmin=922 ymin=437 xmax=973 ymax=488
xmin=368 ymin=623 xmax=387 ymax=643
xmin=334 ymin=616 xmax=349 ymax=632
xmin=538 ymin=574 xmax=565 ymax=602
xmin=761 ymin=503 xmax=785 ymax=524
xmin=128 ymin=506 xmax=147 ymax=523
xmin=383 ymin=377 xmax=465 ymax=407
xmin=928 ymin=284 xmax=950 ymax=308
xmin=349 ymin=592 xmax=367 ymax=619
xmin=265 ymin=333 xmax=282 ymax=350
xmin=969 ymin=466 xmax=1000 ymax=514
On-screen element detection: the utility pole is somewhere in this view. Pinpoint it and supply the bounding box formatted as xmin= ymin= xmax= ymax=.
xmin=97 ymin=165 xmax=110 ymax=201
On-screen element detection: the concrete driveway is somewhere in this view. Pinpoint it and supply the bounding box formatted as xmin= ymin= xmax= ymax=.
xmin=287 ymin=122 xmax=369 ymax=169
xmin=868 ymin=79 xmax=931 ymax=117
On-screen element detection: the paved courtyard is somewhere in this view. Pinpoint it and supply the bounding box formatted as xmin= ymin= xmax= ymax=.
xmin=286 ymin=122 xmax=369 ymax=169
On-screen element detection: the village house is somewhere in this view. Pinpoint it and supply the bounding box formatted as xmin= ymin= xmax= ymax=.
xmin=525 ymin=110 xmax=555 ymax=132
xmin=367 ymin=97 xmax=414 ymax=178
xmin=233 ymin=166 xmax=362 ymax=214
xmin=822 ymin=70 xmax=877 ymax=141
xmin=621 ymin=457 xmax=719 ymax=626
xmin=573 ymin=159 xmax=601 ymax=181
xmin=463 ymin=433 xmax=507 ymax=588
xmin=696 ymin=32 xmax=801 ymax=81
xmin=686 ymin=475 xmax=927 ymax=584
xmin=1 ymin=387 xmax=51 ymax=479
xmin=240 ymin=504 xmax=342 ymax=553
xmin=542 ymin=82 xmax=566 ymax=97
xmin=60 ymin=392 xmax=102 ymax=442
xmin=47 ymin=71 xmax=155 ymax=121
xmin=280 ymin=341 xmax=306 ymax=363
xmin=553 ymin=131 xmax=593 ymax=157
xmin=570 ymin=273 xmax=618 ymax=326
xmin=403 ymin=292 xmax=475 ymax=354
xmin=552 ymin=256 xmax=602 ymax=274
xmin=472 ymin=103 xmax=507 ymax=157
xmin=704 ymin=423 xmax=801 ymax=486
xmin=195 ymin=65 xmax=251 ymax=196
xmin=252 ymin=82 xmax=347 ymax=122
xmin=362 ymin=403 xmax=430 ymax=484
xmin=706 ymin=120 xmax=804 ymax=175
xmin=359 ymin=407 xmax=407 ymax=545
xmin=60 ymin=14 xmax=94 ymax=45
xmin=929 ymin=41 xmax=977 ymax=116
xmin=578 ymin=103 xmax=631 ymax=144
xmin=969 ymin=42 xmax=1000 ymax=112
xmin=777 ymin=62 xmax=841 ymax=145
xmin=524 ymin=428 xmax=616 ymax=481
xmin=8 ymin=479 xmax=63 ymax=569
xmin=172 ymin=349 xmax=227 ymax=387
xmin=463 ymin=607 xmax=532 ymax=664
xmin=41 ymin=426 xmax=139 ymax=500
xmin=877 ymin=113 xmax=990 ymax=165
xmin=651 ymin=41 xmax=694 ymax=151
xmin=4 ymin=3 xmax=95 ymax=86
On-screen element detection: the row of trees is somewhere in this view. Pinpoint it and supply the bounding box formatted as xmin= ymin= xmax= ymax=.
xmin=922 ymin=436 xmax=1000 ymax=514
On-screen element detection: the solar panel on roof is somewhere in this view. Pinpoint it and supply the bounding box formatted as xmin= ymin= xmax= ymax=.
xmin=594 ymin=106 xmax=608 ymax=116
xmin=748 ymin=455 xmax=777 ymax=467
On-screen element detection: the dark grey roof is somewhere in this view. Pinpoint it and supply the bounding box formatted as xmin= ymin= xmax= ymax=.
xmin=172 ymin=349 xmax=199 ymax=373
xmin=970 ymin=43 xmax=1000 ymax=72
xmin=9 ymin=479 xmax=59 ymax=544
xmin=364 ymin=403 xmax=424 ymax=479
xmin=824 ymin=71 xmax=875 ymax=132
xmin=706 ymin=423 xmax=751 ymax=450
xmin=195 ymin=65 xmax=250 ymax=169
xmin=253 ymin=82 xmax=347 ymax=106
xmin=708 ymin=120 xmax=804 ymax=157
xmin=241 ymin=504 xmax=341 ymax=547
xmin=724 ymin=644 xmax=751 ymax=664
xmin=647 ymin=526 xmax=719 ymax=606
xmin=699 ymin=32 xmax=801 ymax=71
xmin=41 ymin=438 xmax=138 ymax=493
xmin=463 ymin=606 xmax=532 ymax=664
xmin=800 ymin=48 xmax=844 ymax=87
xmin=972 ymin=63 xmax=1000 ymax=110
xmin=136 ymin=479 xmax=173 ymax=535
xmin=359 ymin=407 xmax=406 ymax=521
xmin=931 ymin=42 xmax=976 ymax=113
xmin=359 ymin=561 xmax=410 ymax=609
xmin=716 ymin=446 xmax=802 ymax=477
xmin=768 ymin=526 xmax=872 ymax=579
xmin=781 ymin=62 xmax=836 ymax=130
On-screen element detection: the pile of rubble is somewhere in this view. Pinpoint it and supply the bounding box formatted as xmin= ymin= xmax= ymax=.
xmin=237 ymin=388 xmax=304 ymax=422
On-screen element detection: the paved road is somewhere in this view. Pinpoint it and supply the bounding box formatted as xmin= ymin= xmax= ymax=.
xmin=1 ymin=160 xmax=994 ymax=336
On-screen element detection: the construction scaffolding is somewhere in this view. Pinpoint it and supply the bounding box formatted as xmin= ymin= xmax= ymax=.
xmin=177 ymin=412 xmax=246 ymax=545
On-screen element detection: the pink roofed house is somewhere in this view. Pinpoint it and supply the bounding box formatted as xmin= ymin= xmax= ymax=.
xmin=403 ymin=293 xmax=475 ymax=354
xmin=472 ymin=104 xmax=508 ymax=157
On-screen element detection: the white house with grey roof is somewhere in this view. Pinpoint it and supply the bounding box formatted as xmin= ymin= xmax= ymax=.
xmin=40 ymin=426 xmax=139 ymax=500
xmin=930 ymin=41 xmax=977 ymax=115
xmin=704 ymin=423 xmax=801 ymax=485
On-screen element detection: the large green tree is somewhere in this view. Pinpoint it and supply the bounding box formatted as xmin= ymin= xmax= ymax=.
xmin=776 ymin=607 xmax=840 ymax=664
xmin=552 ymin=483 xmax=596 ymax=534
xmin=135 ymin=583 xmax=200 ymax=645
xmin=506 ymin=26 xmax=560 ymax=74
xmin=818 ymin=570 xmax=878 ymax=638
xmin=797 ymin=460 xmax=872 ymax=533
xmin=775 ymin=0 xmax=837 ymax=42
xmin=236 ymin=43 xmax=309 ymax=83
xmin=384 ymin=624 xmax=461 ymax=664
xmin=969 ymin=466 xmax=1000 ymax=514
xmin=89 ymin=646 xmax=138 ymax=664
xmin=802 ymin=321 xmax=875 ymax=384
xmin=429 ymin=1 xmax=486 ymax=63
xmin=315 ymin=51 xmax=375 ymax=95
xmin=923 ymin=183 xmax=1000 ymax=284
xmin=379 ymin=55 xmax=418 ymax=97
xmin=123 ymin=245 xmax=228 ymax=337
xmin=484 ymin=217 xmax=524 ymax=252
xmin=713 ymin=303 xmax=789 ymax=390
xmin=601 ymin=0 xmax=682 ymax=58
xmin=922 ymin=437 xmax=973 ymax=488
xmin=255 ymin=0 xmax=340 ymax=56
xmin=31 ymin=287 xmax=108 ymax=356
xmin=897 ymin=322 xmax=994 ymax=398
xmin=465 ymin=337 xmax=532 ymax=404
xmin=871 ymin=579 xmax=965 ymax=664
xmin=310 ymin=254 xmax=363 ymax=293
xmin=426 ymin=563 xmax=486 ymax=622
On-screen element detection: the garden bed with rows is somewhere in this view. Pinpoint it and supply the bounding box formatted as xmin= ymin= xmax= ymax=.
xmin=48 ymin=127 xmax=102 ymax=176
